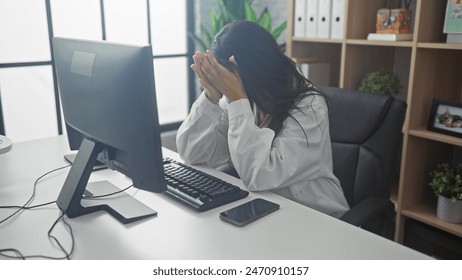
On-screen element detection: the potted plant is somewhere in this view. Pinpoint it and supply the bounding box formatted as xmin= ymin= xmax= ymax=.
xmin=429 ymin=163 xmax=462 ymax=223
xmin=358 ymin=70 xmax=401 ymax=95
xmin=189 ymin=0 xmax=287 ymax=51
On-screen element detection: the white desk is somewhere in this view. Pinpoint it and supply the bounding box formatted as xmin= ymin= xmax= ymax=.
xmin=0 ymin=136 xmax=431 ymax=260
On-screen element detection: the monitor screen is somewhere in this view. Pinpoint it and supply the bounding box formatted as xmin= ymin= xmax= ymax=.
xmin=53 ymin=37 xmax=167 ymax=223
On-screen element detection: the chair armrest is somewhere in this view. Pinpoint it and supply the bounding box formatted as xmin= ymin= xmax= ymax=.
xmin=340 ymin=197 xmax=393 ymax=227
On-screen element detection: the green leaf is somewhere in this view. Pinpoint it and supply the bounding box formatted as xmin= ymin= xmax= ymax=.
xmin=359 ymin=70 xmax=401 ymax=95
xmin=218 ymin=0 xmax=231 ymax=23
xmin=258 ymin=8 xmax=272 ymax=32
xmin=211 ymin=9 xmax=221 ymax=35
xmin=271 ymin=21 xmax=287 ymax=40
xmin=200 ymin=25 xmax=213 ymax=49
xmin=217 ymin=15 xmax=224 ymax=34
xmin=429 ymin=163 xmax=462 ymax=201
xmin=244 ymin=0 xmax=257 ymax=21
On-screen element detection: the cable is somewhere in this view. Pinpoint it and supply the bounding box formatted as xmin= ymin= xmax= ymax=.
xmin=0 ymin=248 xmax=25 ymax=260
xmin=46 ymin=211 xmax=74 ymax=260
xmin=0 ymin=164 xmax=71 ymax=225
xmin=82 ymin=184 xmax=133 ymax=199
xmin=0 ymin=163 xmax=134 ymax=259
xmin=0 ymin=201 xmax=56 ymax=210
xmin=0 ymin=211 xmax=73 ymax=260
xmin=0 ymin=183 xmax=133 ymax=210
xmin=0 ymin=184 xmax=133 ymax=210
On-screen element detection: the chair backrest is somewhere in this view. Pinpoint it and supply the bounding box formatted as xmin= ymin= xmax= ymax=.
xmin=320 ymin=86 xmax=407 ymax=207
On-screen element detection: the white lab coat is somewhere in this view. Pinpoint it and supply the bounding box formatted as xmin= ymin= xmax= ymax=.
xmin=176 ymin=92 xmax=350 ymax=218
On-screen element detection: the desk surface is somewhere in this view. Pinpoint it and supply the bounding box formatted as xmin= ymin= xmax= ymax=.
xmin=0 ymin=136 xmax=431 ymax=260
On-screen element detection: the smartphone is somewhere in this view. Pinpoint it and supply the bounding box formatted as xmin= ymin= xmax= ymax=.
xmin=219 ymin=198 xmax=280 ymax=227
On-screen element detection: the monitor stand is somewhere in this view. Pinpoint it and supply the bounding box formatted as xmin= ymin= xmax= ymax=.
xmin=64 ymin=153 xmax=107 ymax=171
xmin=82 ymin=181 xmax=158 ymax=223
xmin=57 ymin=138 xmax=157 ymax=224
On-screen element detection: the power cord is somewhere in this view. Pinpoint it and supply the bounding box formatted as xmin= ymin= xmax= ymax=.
xmin=0 ymin=164 xmax=71 ymax=225
xmin=0 ymin=164 xmax=133 ymax=259
xmin=82 ymin=184 xmax=133 ymax=199
xmin=0 ymin=210 xmax=73 ymax=260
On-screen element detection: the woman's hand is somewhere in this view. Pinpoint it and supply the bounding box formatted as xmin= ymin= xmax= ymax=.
xmin=190 ymin=51 xmax=222 ymax=104
xmin=199 ymin=50 xmax=247 ymax=103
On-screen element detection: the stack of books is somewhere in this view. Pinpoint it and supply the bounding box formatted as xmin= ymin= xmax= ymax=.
xmin=367 ymin=33 xmax=413 ymax=42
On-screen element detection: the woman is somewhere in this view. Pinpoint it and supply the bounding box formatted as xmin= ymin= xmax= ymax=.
xmin=176 ymin=21 xmax=349 ymax=218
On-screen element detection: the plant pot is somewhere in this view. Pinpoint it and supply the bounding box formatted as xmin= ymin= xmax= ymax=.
xmin=436 ymin=195 xmax=462 ymax=224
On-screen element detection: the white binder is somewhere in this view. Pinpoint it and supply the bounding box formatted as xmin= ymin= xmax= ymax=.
xmin=294 ymin=0 xmax=307 ymax=37
xmin=330 ymin=0 xmax=345 ymax=39
xmin=305 ymin=0 xmax=318 ymax=38
xmin=317 ymin=0 xmax=332 ymax=38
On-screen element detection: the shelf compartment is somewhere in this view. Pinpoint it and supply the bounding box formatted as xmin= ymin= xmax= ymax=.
xmin=346 ymin=0 xmax=418 ymax=41
xmin=346 ymin=0 xmax=389 ymax=40
xmin=343 ymin=44 xmax=411 ymax=93
xmin=401 ymin=200 xmax=462 ymax=238
xmin=409 ymin=128 xmax=462 ymax=147
xmin=399 ymin=136 xmax=453 ymax=209
xmin=290 ymin=41 xmax=342 ymax=87
xmin=415 ymin=0 xmax=447 ymax=44
xmin=408 ymin=48 xmax=462 ymax=130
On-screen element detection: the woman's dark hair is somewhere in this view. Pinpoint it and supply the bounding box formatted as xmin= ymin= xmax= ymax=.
xmin=211 ymin=20 xmax=322 ymax=136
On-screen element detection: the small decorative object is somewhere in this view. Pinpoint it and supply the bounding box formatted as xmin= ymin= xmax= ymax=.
xmin=429 ymin=163 xmax=462 ymax=223
xmin=428 ymin=98 xmax=462 ymax=138
xmin=375 ymin=0 xmax=412 ymax=34
xmin=376 ymin=8 xmax=412 ymax=34
xmin=358 ymin=70 xmax=401 ymax=95
xmin=444 ymin=0 xmax=462 ymax=43
xmin=368 ymin=0 xmax=413 ymax=41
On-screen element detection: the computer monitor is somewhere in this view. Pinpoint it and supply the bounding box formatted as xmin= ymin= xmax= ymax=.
xmin=52 ymin=37 xmax=167 ymax=224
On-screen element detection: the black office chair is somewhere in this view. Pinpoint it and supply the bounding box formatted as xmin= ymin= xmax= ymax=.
xmin=320 ymin=86 xmax=407 ymax=239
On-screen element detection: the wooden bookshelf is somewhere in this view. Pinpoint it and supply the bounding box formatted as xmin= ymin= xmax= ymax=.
xmin=286 ymin=0 xmax=462 ymax=245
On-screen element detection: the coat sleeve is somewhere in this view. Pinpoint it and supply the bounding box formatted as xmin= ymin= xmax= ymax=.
xmin=176 ymin=93 xmax=231 ymax=168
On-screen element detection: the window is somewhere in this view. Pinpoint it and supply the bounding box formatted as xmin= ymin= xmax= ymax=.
xmin=0 ymin=0 xmax=194 ymax=142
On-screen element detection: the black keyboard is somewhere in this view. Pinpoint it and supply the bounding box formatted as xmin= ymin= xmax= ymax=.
xmin=163 ymin=158 xmax=249 ymax=211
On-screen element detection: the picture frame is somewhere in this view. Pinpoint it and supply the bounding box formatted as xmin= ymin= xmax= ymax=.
xmin=428 ymin=98 xmax=462 ymax=138
xmin=443 ymin=0 xmax=462 ymax=34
